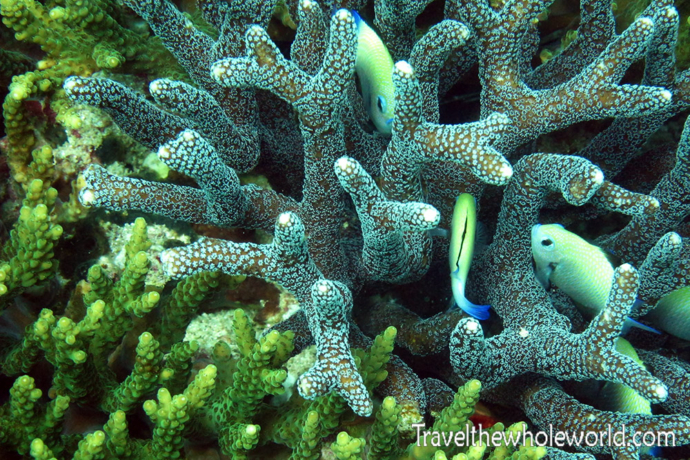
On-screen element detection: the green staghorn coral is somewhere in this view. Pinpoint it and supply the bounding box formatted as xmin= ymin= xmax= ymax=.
xmin=0 ymin=178 xmax=62 ymax=307
xmin=8 ymin=364 xmax=218 ymax=460
xmin=0 ymin=234 xmax=541 ymax=460
xmin=370 ymin=396 xmax=403 ymax=459
xmin=0 ymin=0 xmax=184 ymax=184
xmin=403 ymin=381 xmax=547 ymax=460
xmin=0 ymin=216 xmax=222 ymax=459
xmin=332 ymin=431 xmax=367 ymax=460
xmin=83 ymin=217 xmax=160 ymax=378
xmin=157 ymin=270 xmax=245 ymax=350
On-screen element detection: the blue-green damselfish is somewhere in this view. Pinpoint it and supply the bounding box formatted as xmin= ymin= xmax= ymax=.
xmin=352 ymin=11 xmax=395 ymax=134
xmin=449 ymin=194 xmax=490 ymax=320
xmin=644 ymin=285 xmax=690 ymax=341
xmin=530 ymin=224 xmax=690 ymax=338
xmin=598 ymin=337 xmax=652 ymax=415
xmin=596 ymin=337 xmax=658 ymax=455
xmin=531 ymin=224 xmax=614 ymax=318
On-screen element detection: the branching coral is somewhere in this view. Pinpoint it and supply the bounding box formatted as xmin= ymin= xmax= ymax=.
xmin=0 ymin=0 xmax=183 ymax=184
xmin=0 ymin=218 xmax=220 ymax=459
xmin=1 ymin=0 xmax=690 ymax=458
xmin=0 ymin=179 xmax=63 ymax=307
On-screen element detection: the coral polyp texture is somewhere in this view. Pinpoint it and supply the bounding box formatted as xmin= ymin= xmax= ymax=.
xmin=1 ymin=0 xmax=690 ymax=458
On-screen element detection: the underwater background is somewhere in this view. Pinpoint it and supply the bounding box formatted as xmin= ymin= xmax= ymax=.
xmin=1 ymin=0 xmax=690 ymax=458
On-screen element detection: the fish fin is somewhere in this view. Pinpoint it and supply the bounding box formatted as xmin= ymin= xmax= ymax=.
xmin=534 ymin=264 xmax=552 ymax=289
xmin=603 ymin=249 xmax=621 ymax=268
xmin=458 ymin=301 xmax=491 ymax=320
xmin=632 ymin=298 xmax=645 ymax=309
xmin=631 ymin=298 xmax=648 ymax=314
xmin=450 ymin=269 xmax=491 ymax=320
xmin=449 ymin=297 xmax=491 ymax=320
xmin=644 ymin=446 xmax=662 ymax=457
xmin=453 ymin=298 xmax=491 ymax=320
xmin=428 ymin=227 xmax=449 ymax=238
xmin=474 ymin=221 xmax=490 ymax=256
xmin=351 ymin=10 xmax=363 ymax=27
xmin=622 ymin=317 xmax=661 ymax=335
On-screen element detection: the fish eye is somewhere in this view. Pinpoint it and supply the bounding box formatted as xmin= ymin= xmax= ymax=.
xmin=540 ymin=237 xmax=554 ymax=251
xmin=377 ymin=96 xmax=386 ymax=113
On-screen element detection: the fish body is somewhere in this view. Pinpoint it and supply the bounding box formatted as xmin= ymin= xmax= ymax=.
xmin=598 ymin=338 xmax=652 ymax=415
xmin=449 ymin=194 xmax=490 ymax=320
xmin=352 ymin=11 xmax=395 ymax=134
xmin=531 ymin=224 xmax=659 ymax=334
xmin=531 ymin=224 xmax=613 ymax=319
xmin=597 ymin=338 xmax=656 ymax=455
xmin=645 ymin=285 xmax=690 ymax=341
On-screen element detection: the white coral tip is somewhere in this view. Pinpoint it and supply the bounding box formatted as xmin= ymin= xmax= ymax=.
xmin=336 ymin=157 xmax=352 ymax=172
xmin=79 ymin=189 xmax=94 ymax=206
xmin=464 ymin=319 xmax=479 ymax=333
xmin=655 ymin=385 xmax=668 ymax=400
xmin=278 ymin=212 xmax=292 ymax=225
xmin=500 ymin=162 xmax=513 ymax=179
xmin=592 ymin=168 xmax=604 ymax=184
xmin=64 ymin=78 xmax=78 ymax=91
xmin=422 ymin=207 xmax=439 ymax=223
xmin=395 ymin=61 xmax=413 ymax=76
xmin=158 ymin=146 xmax=171 ymax=160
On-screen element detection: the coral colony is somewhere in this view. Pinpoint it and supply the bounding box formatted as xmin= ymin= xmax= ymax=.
xmin=1 ymin=0 xmax=690 ymax=458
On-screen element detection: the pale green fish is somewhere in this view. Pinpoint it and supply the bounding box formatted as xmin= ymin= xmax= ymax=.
xmin=645 ymin=285 xmax=690 ymax=341
xmin=352 ymin=11 xmax=395 ymax=134
xmin=598 ymin=337 xmax=656 ymax=456
xmin=449 ymin=194 xmax=490 ymax=320
xmin=598 ymin=338 xmax=652 ymax=415
xmin=530 ymin=224 xmax=656 ymax=333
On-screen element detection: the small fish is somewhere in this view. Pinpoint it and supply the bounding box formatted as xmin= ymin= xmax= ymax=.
xmin=531 ymin=224 xmax=658 ymax=334
xmin=352 ymin=11 xmax=395 ymax=134
xmin=644 ymin=285 xmax=690 ymax=341
xmin=598 ymin=338 xmax=652 ymax=415
xmin=597 ymin=337 xmax=657 ymax=456
xmin=449 ymin=194 xmax=490 ymax=320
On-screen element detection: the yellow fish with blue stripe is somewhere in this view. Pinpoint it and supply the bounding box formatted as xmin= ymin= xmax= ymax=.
xmin=449 ymin=194 xmax=490 ymax=320
xmin=530 ymin=224 xmax=658 ymax=334
xmin=352 ymin=11 xmax=395 ymax=134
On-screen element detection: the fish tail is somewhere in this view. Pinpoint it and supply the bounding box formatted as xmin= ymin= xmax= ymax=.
xmin=644 ymin=446 xmax=662 ymax=457
xmin=459 ymin=299 xmax=491 ymax=320
xmin=352 ymin=10 xmax=363 ymax=28
xmin=428 ymin=227 xmax=449 ymax=239
xmin=450 ymin=293 xmax=491 ymax=320
xmin=622 ymin=317 xmax=660 ymax=335
xmin=451 ymin=269 xmax=490 ymax=319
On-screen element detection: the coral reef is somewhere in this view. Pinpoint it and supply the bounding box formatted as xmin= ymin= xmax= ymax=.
xmin=0 ymin=0 xmax=182 ymax=184
xmin=0 ymin=179 xmax=62 ymax=304
xmin=1 ymin=0 xmax=690 ymax=458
